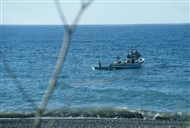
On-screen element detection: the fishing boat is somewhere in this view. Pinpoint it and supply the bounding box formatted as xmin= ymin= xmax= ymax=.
xmin=92 ymin=49 xmax=145 ymax=70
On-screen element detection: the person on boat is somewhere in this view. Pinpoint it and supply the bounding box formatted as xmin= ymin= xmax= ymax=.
xmin=115 ymin=56 xmax=120 ymax=64
xmin=127 ymin=59 xmax=130 ymax=63
xmin=132 ymin=58 xmax=135 ymax=64
xmin=133 ymin=50 xmax=141 ymax=58
xmin=98 ymin=61 xmax=101 ymax=67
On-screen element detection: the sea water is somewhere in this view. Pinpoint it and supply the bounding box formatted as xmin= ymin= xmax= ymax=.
xmin=0 ymin=24 xmax=190 ymax=120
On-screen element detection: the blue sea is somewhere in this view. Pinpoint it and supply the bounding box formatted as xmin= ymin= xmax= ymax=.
xmin=1 ymin=24 xmax=190 ymax=120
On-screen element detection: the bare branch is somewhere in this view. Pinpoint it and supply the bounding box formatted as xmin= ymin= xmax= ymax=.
xmin=69 ymin=0 xmax=94 ymax=32
xmin=34 ymin=1 xmax=94 ymax=127
xmin=54 ymin=0 xmax=69 ymax=30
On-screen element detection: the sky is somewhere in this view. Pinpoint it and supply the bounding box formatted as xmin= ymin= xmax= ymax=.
xmin=0 ymin=0 xmax=189 ymax=25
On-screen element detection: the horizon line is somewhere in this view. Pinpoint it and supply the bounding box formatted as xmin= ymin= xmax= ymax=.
xmin=1 ymin=23 xmax=189 ymax=26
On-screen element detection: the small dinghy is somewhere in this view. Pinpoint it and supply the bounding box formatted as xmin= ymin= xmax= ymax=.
xmin=92 ymin=66 xmax=114 ymax=71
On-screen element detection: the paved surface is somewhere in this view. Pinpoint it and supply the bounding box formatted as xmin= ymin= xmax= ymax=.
xmin=0 ymin=118 xmax=189 ymax=128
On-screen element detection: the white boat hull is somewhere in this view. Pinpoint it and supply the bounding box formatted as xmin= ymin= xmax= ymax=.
xmin=110 ymin=58 xmax=145 ymax=69
xmin=92 ymin=58 xmax=145 ymax=70
xmin=92 ymin=50 xmax=145 ymax=70
xmin=111 ymin=63 xmax=142 ymax=69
